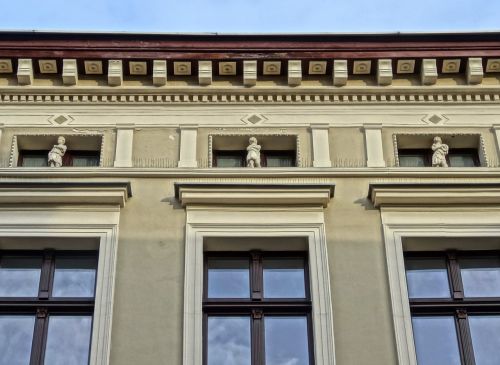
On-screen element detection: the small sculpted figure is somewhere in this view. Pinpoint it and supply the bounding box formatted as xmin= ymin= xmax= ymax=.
xmin=431 ymin=136 xmax=449 ymax=167
xmin=246 ymin=137 xmax=261 ymax=168
xmin=48 ymin=136 xmax=67 ymax=167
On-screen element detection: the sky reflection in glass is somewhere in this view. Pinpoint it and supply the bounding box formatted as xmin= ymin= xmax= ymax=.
xmin=263 ymin=259 xmax=306 ymax=299
xmin=207 ymin=316 xmax=251 ymax=365
xmin=460 ymin=257 xmax=500 ymax=298
xmin=469 ymin=316 xmax=500 ymax=365
xmin=207 ymin=259 xmax=249 ymax=298
xmin=405 ymin=258 xmax=450 ymax=299
xmin=44 ymin=315 xmax=92 ymax=365
xmin=0 ymin=256 xmax=42 ymax=297
xmin=265 ymin=316 xmax=310 ymax=365
xmin=52 ymin=256 xmax=97 ymax=297
xmin=0 ymin=316 xmax=35 ymax=365
xmin=412 ymin=316 xmax=461 ymax=365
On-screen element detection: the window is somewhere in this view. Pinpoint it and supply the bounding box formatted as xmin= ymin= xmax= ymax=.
xmin=404 ymin=251 xmax=500 ymax=365
xmin=203 ymin=251 xmax=313 ymax=365
xmin=18 ymin=150 xmax=100 ymax=167
xmin=398 ymin=148 xmax=480 ymax=167
xmin=212 ymin=151 xmax=296 ymax=168
xmin=0 ymin=250 xmax=98 ymax=365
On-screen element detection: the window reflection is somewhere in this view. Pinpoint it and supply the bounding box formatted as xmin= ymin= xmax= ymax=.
xmin=207 ymin=316 xmax=251 ymax=365
xmin=405 ymin=258 xmax=450 ymax=298
xmin=207 ymin=259 xmax=250 ymax=298
xmin=460 ymin=257 xmax=500 ymax=297
xmin=412 ymin=316 xmax=461 ymax=365
xmin=265 ymin=316 xmax=310 ymax=365
xmin=0 ymin=256 xmax=42 ymax=297
xmin=263 ymin=258 xmax=306 ymax=298
xmin=44 ymin=315 xmax=92 ymax=365
xmin=52 ymin=256 xmax=97 ymax=298
xmin=0 ymin=315 xmax=35 ymax=365
xmin=469 ymin=315 xmax=500 ymax=365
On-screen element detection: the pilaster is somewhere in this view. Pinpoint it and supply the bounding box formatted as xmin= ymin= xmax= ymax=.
xmin=114 ymin=123 xmax=135 ymax=167
xmin=310 ymin=124 xmax=332 ymax=167
xmin=178 ymin=125 xmax=198 ymax=168
xmin=364 ymin=124 xmax=385 ymax=167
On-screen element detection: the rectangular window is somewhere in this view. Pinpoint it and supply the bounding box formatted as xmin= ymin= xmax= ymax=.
xmin=404 ymin=251 xmax=500 ymax=365
xmin=18 ymin=150 xmax=100 ymax=167
xmin=212 ymin=151 xmax=296 ymax=168
xmin=203 ymin=252 xmax=313 ymax=365
xmin=398 ymin=148 xmax=480 ymax=167
xmin=0 ymin=250 xmax=97 ymax=365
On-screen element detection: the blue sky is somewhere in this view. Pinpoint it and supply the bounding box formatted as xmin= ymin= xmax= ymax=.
xmin=0 ymin=0 xmax=499 ymax=33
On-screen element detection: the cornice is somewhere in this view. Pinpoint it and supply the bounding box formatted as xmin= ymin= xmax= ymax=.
xmin=175 ymin=183 xmax=335 ymax=207
xmin=1 ymin=167 xmax=500 ymax=179
xmin=0 ymin=181 xmax=131 ymax=207
xmin=1 ymin=86 xmax=500 ymax=105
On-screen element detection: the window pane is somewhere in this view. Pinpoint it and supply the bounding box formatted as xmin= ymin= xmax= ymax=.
xmin=469 ymin=315 xmax=500 ymax=365
xmin=0 ymin=256 xmax=42 ymax=297
xmin=44 ymin=315 xmax=92 ymax=365
xmin=52 ymin=256 xmax=97 ymax=298
xmin=263 ymin=258 xmax=306 ymax=298
xmin=0 ymin=315 xmax=35 ymax=365
xmin=266 ymin=156 xmax=295 ymax=167
xmin=399 ymin=155 xmax=426 ymax=167
xmin=265 ymin=316 xmax=310 ymax=365
xmin=215 ymin=156 xmax=243 ymax=168
xmin=207 ymin=259 xmax=249 ymax=298
xmin=405 ymin=258 xmax=450 ymax=298
xmin=449 ymin=154 xmax=476 ymax=167
xmin=207 ymin=316 xmax=251 ymax=365
xmin=412 ymin=316 xmax=461 ymax=365
xmin=71 ymin=156 xmax=100 ymax=167
xmin=22 ymin=155 xmax=47 ymax=167
xmin=460 ymin=257 xmax=500 ymax=297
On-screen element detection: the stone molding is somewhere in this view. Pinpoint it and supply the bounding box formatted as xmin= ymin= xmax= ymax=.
xmin=2 ymin=87 xmax=500 ymax=105
xmin=0 ymin=181 xmax=131 ymax=207
xmin=379 ymin=208 xmax=500 ymax=365
xmin=369 ymin=182 xmax=500 ymax=207
xmin=182 ymin=206 xmax=336 ymax=365
xmin=175 ymin=183 xmax=335 ymax=207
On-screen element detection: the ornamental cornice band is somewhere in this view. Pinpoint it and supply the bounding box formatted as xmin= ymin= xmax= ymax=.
xmin=1 ymin=89 xmax=500 ymax=105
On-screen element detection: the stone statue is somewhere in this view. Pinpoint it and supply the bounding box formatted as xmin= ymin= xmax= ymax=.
xmin=48 ymin=136 xmax=67 ymax=167
xmin=246 ymin=137 xmax=261 ymax=168
xmin=431 ymin=136 xmax=449 ymax=167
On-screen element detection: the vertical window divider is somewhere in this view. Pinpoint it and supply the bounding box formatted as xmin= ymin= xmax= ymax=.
xmin=30 ymin=307 xmax=48 ymax=365
xmin=39 ymin=250 xmax=54 ymax=300
xmin=447 ymin=251 xmax=465 ymax=300
xmin=252 ymin=309 xmax=264 ymax=365
xmin=251 ymin=251 xmax=262 ymax=301
xmin=456 ymin=309 xmax=476 ymax=365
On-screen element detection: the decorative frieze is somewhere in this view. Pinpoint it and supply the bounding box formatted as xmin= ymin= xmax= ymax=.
xmin=178 ymin=125 xmax=198 ymax=168
xmin=396 ymin=60 xmax=415 ymax=74
xmin=114 ymin=123 xmax=134 ymax=167
xmin=108 ymin=60 xmax=123 ymax=86
xmin=153 ymin=60 xmax=167 ymax=86
xmin=219 ymin=62 xmax=237 ymax=76
xmin=486 ymin=59 xmax=500 ymax=73
xmin=263 ymin=61 xmax=281 ymax=75
xmin=17 ymin=59 xmax=33 ymax=85
xmin=129 ymin=61 xmax=147 ymax=75
xmin=364 ymin=124 xmax=385 ymax=168
xmin=421 ymin=59 xmax=438 ymax=85
xmin=308 ymin=61 xmax=327 ymax=75
xmin=333 ymin=60 xmax=348 ymax=86
xmin=310 ymin=124 xmax=332 ymax=167
xmin=38 ymin=60 xmax=58 ymax=74
xmin=62 ymin=59 xmax=78 ymax=86
xmin=243 ymin=60 xmax=257 ymax=87
xmin=0 ymin=59 xmax=13 ymax=73
xmin=198 ymin=61 xmax=212 ymax=86
xmin=288 ymin=60 xmax=302 ymax=86
xmin=84 ymin=60 xmax=103 ymax=75
xmin=174 ymin=62 xmax=191 ymax=75
xmin=377 ymin=59 xmax=393 ymax=86
xmin=353 ymin=60 xmax=371 ymax=75
xmin=442 ymin=59 xmax=461 ymax=73
xmin=466 ymin=57 xmax=483 ymax=85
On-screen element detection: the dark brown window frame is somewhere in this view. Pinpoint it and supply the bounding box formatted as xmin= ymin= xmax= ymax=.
xmin=212 ymin=150 xmax=296 ymax=168
xmin=398 ymin=148 xmax=480 ymax=167
xmin=0 ymin=249 xmax=97 ymax=365
xmin=203 ymin=251 xmax=314 ymax=365
xmin=18 ymin=150 xmax=101 ymax=167
xmin=405 ymin=250 xmax=500 ymax=365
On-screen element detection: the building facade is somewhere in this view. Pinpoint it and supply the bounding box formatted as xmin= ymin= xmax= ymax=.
xmin=0 ymin=31 xmax=500 ymax=365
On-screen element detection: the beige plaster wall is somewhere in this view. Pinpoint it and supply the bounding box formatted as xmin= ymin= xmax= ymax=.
xmin=330 ymin=127 xmax=366 ymax=167
xmin=106 ymin=176 xmax=395 ymax=365
xmin=132 ymin=128 xmax=179 ymax=167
